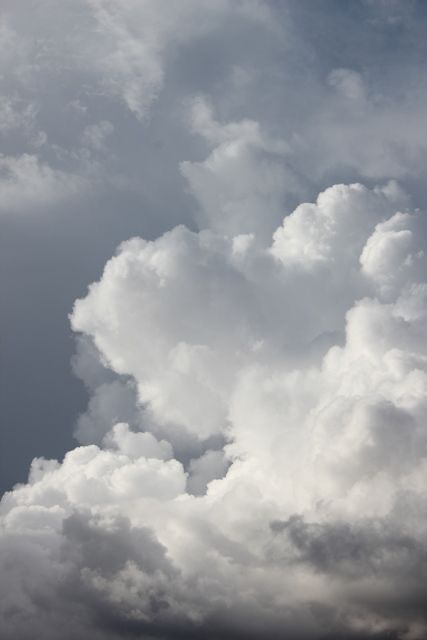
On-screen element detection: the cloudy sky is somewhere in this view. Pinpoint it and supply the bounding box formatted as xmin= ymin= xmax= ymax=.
xmin=1 ymin=1 xmax=427 ymax=638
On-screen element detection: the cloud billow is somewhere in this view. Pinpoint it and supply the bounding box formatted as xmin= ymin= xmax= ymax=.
xmin=3 ymin=111 xmax=427 ymax=636
xmin=2 ymin=2 xmax=427 ymax=639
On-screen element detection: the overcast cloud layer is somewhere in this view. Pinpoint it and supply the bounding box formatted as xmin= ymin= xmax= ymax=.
xmin=2 ymin=1 xmax=427 ymax=639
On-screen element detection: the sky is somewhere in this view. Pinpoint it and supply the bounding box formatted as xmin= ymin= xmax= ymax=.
xmin=1 ymin=1 xmax=427 ymax=638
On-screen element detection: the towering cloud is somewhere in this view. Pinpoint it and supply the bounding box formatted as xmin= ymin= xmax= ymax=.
xmin=2 ymin=100 xmax=427 ymax=638
xmin=2 ymin=2 xmax=427 ymax=639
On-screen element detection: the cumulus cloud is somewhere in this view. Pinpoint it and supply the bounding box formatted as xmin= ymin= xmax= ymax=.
xmin=3 ymin=121 xmax=427 ymax=635
xmin=181 ymin=97 xmax=299 ymax=238
xmin=2 ymin=2 xmax=427 ymax=639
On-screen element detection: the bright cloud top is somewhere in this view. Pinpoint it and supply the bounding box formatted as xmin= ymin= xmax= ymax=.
xmin=2 ymin=99 xmax=427 ymax=639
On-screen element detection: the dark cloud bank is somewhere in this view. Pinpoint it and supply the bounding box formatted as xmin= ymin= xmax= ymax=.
xmin=1 ymin=2 xmax=427 ymax=639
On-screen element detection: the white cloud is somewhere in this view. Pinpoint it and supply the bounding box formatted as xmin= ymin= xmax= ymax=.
xmin=2 ymin=3 xmax=427 ymax=639
xmin=3 ymin=168 xmax=427 ymax=637
xmin=271 ymin=181 xmax=409 ymax=269
xmin=360 ymin=211 xmax=426 ymax=297
xmin=103 ymin=422 xmax=173 ymax=461
xmin=0 ymin=154 xmax=86 ymax=214
xmin=181 ymin=98 xmax=298 ymax=238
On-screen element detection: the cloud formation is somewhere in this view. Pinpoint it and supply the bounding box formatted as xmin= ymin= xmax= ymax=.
xmin=3 ymin=99 xmax=427 ymax=636
xmin=2 ymin=2 xmax=427 ymax=639
xmin=0 ymin=0 xmax=274 ymax=216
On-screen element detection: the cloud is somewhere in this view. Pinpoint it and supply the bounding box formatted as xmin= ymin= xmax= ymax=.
xmin=0 ymin=98 xmax=37 ymax=135
xmin=1 ymin=0 xmax=427 ymax=222
xmin=271 ymin=181 xmax=409 ymax=269
xmin=80 ymin=121 xmax=114 ymax=152
xmin=0 ymin=1 xmax=277 ymax=219
xmin=328 ymin=68 xmax=367 ymax=104
xmin=3 ymin=144 xmax=427 ymax=636
xmin=76 ymin=0 xmax=276 ymax=120
xmin=2 ymin=3 xmax=427 ymax=639
xmin=0 ymin=154 xmax=87 ymax=214
xmin=181 ymin=98 xmax=299 ymax=238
